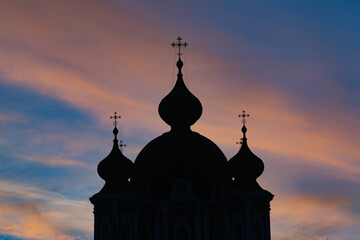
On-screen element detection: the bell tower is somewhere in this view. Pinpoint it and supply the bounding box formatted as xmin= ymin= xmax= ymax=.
xmin=228 ymin=111 xmax=274 ymax=240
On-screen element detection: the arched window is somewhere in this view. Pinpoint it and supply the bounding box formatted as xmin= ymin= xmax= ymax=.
xmin=253 ymin=211 xmax=265 ymax=240
xmin=176 ymin=226 xmax=189 ymax=240
xmin=231 ymin=219 xmax=243 ymax=240
xmin=100 ymin=215 xmax=112 ymax=239
xmin=254 ymin=220 xmax=264 ymax=240
xmin=121 ymin=223 xmax=130 ymax=240
xmin=140 ymin=224 xmax=152 ymax=240
xmin=120 ymin=221 xmax=132 ymax=240
xmin=213 ymin=227 xmax=224 ymax=240
xmin=174 ymin=220 xmax=191 ymax=240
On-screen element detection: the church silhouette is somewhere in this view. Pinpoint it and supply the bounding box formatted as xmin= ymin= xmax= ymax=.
xmin=90 ymin=37 xmax=274 ymax=240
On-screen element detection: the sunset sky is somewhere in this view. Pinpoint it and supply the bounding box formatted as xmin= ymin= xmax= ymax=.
xmin=0 ymin=1 xmax=359 ymax=239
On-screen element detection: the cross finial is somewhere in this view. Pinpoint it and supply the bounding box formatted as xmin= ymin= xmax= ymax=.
xmin=171 ymin=36 xmax=188 ymax=56
xmin=119 ymin=140 xmax=126 ymax=152
xmin=239 ymin=110 xmax=250 ymax=126
xmin=110 ymin=112 xmax=121 ymax=126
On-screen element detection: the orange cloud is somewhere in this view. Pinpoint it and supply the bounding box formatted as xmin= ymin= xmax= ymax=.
xmin=0 ymin=1 xmax=359 ymax=240
xmin=0 ymin=201 xmax=80 ymax=240
xmin=193 ymin=85 xmax=360 ymax=181
xmin=271 ymin=194 xmax=360 ymax=239
xmin=0 ymin=180 xmax=92 ymax=239
xmin=17 ymin=154 xmax=89 ymax=168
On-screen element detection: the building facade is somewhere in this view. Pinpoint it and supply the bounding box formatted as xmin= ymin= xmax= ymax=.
xmin=90 ymin=39 xmax=274 ymax=240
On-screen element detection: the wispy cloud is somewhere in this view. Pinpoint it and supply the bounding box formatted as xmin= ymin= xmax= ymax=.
xmin=0 ymin=1 xmax=359 ymax=240
xmin=0 ymin=180 xmax=92 ymax=240
xmin=272 ymin=194 xmax=360 ymax=239
xmin=194 ymin=84 xmax=360 ymax=179
xmin=0 ymin=113 xmax=17 ymax=123
xmin=16 ymin=154 xmax=89 ymax=168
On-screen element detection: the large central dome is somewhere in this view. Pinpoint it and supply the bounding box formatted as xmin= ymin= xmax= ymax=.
xmin=132 ymin=56 xmax=230 ymax=198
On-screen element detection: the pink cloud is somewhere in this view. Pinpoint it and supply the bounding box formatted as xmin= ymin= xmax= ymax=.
xmin=17 ymin=154 xmax=89 ymax=168
xmin=193 ymin=85 xmax=360 ymax=179
xmin=0 ymin=1 xmax=359 ymax=239
xmin=0 ymin=180 xmax=92 ymax=239
xmin=271 ymin=194 xmax=360 ymax=239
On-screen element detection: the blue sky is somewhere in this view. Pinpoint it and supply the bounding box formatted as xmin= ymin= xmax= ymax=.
xmin=0 ymin=1 xmax=359 ymax=239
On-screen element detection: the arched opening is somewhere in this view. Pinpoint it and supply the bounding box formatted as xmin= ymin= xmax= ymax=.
xmin=174 ymin=221 xmax=191 ymax=240
xmin=120 ymin=222 xmax=132 ymax=240
xmin=231 ymin=220 xmax=243 ymax=240
xmin=254 ymin=220 xmax=264 ymax=240
xmin=140 ymin=225 xmax=152 ymax=240
xmin=213 ymin=227 xmax=224 ymax=240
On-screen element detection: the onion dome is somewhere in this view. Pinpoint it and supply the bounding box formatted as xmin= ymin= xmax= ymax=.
xmin=133 ymin=38 xmax=230 ymax=198
xmin=97 ymin=120 xmax=134 ymax=194
xmin=229 ymin=113 xmax=264 ymax=190
xmin=158 ymin=57 xmax=202 ymax=131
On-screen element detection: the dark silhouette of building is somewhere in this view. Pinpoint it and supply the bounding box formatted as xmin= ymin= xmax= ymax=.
xmin=90 ymin=37 xmax=274 ymax=240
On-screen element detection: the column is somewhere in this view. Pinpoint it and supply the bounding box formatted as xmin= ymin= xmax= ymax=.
xmin=163 ymin=205 xmax=169 ymax=239
xmin=244 ymin=198 xmax=252 ymax=240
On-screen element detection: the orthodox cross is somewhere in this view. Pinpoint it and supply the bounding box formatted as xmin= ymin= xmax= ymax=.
xmin=239 ymin=110 xmax=250 ymax=126
xmin=110 ymin=112 xmax=121 ymax=126
xmin=119 ymin=140 xmax=126 ymax=152
xmin=171 ymin=36 xmax=188 ymax=56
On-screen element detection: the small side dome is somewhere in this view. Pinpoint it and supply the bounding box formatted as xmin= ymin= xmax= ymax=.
xmin=158 ymin=58 xmax=202 ymax=131
xmin=97 ymin=126 xmax=134 ymax=193
xmin=229 ymin=125 xmax=264 ymax=191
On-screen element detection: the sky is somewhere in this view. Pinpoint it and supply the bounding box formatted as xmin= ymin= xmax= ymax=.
xmin=0 ymin=0 xmax=359 ymax=239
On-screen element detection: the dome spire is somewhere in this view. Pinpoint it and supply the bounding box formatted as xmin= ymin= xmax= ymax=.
xmin=158 ymin=37 xmax=202 ymax=131
xmin=110 ymin=111 xmax=120 ymax=126
xmin=229 ymin=111 xmax=264 ymax=191
xmin=238 ymin=110 xmax=250 ymax=146
xmin=236 ymin=110 xmax=250 ymax=147
xmin=239 ymin=110 xmax=250 ymax=126
xmin=97 ymin=112 xmax=133 ymax=193
xmin=110 ymin=111 xmax=120 ymax=140
xmin=171 ymin=36 xmax=188 ymax=57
